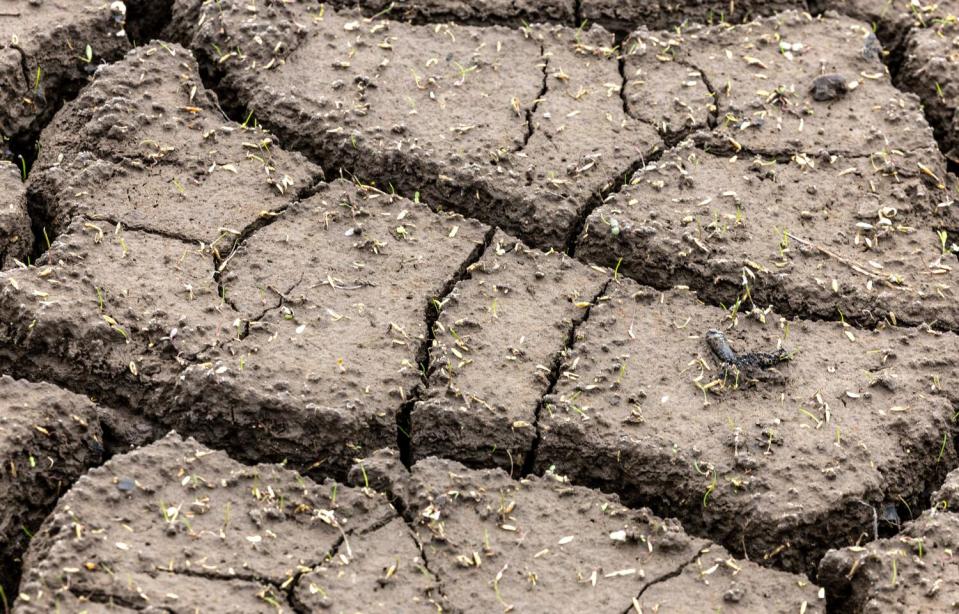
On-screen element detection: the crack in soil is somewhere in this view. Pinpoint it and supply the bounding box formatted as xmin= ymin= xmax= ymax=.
xmin=68 ymin=586 xmax=175 ymax=612
xmin=614 ymin=35 xmax=682 ymax=142
xmin=398 ymin=226 xmax=498 ymax=467
xmin=404 ymin=524 xmax=451 ymax=608
xmin=123 ymin=0 xmax=174 ymax=46
xmin=520 ymin=276 xmax=611 ymax=477
xmin=286 ymin=534 xmax=346 ymax=614
xmin=83 ymin=215 xmax=201 ymax=246
xmin=515 ymin=44 xmax=549 ymax=154
xmin=615 ymin=32 xmax=631 ymax=115
xmin=354 ymin=467 xmax=453 ymax=608
xmin=156 ymin=565 xmax=297 ymax=612
xmin=685 ymin=60 xmax=719 ymax=130
xmin=563 ymin=144 xmax=665 ymax=256
xmin=22 ymin=174 xmax=55 ymax=264
xmin=157 ymin=565 xmax=286 ymax=593
xmin=620 ymin=547 xmax=706 ymax=613
xmin=692 ymin=137 xmax=898 ymax=163
xmin=213 ymin=178 xmax=324 ymax=316
xmin=286 ymin=510 xmax=398 ymax=612
xmin=235 ymin=272 xmax=306 ymax=338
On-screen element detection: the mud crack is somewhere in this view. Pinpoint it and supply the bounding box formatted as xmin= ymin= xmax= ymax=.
xmin=563 ymin=145 xmax=664 ymax=256
xmin=685 ymin=60 xmax=719 ymax=130
xmin=621 ymin=547 xmax=706 ymax=613
xmin=213 ymin=179 xmax=324 ymax=315
xmin=398 ymin=226 xmax=498 ymax=467
xmin=287 ymin=510 xmax=399 ymax=613
xmin=516 ymin=44 xmax=549 ymax=154
xmin=521 ymin=277 xmax=611 ymax=476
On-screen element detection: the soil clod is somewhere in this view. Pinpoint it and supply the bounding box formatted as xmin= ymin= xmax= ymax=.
xmin=810 ymin=74 xmax=850 ymax=101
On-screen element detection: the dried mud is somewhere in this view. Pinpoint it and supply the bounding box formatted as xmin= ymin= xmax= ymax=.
xmin=4 ymin=1 xmax=959 ymax=612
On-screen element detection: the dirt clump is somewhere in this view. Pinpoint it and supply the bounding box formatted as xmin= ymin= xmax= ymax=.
xmin=0 ymin=376 xmax=102 ymax=598
xmin=810 ymin=1 xmax=959 ymax=48
xmin=291 ymin=516 xmax=443 ymax=612
xmin=0 ymin=0 xmax=129 ymax=156
xmin=578 ymin=141 xmax=959 ymax=330
xmin=899 ymin=19 xmax=959 ymax=163
xmin=818 ymin=472 xmax=959 ymax=613
xmin=622 ymin=29 xmax=715 ymax=142
xmin=536 ymin=278 xmax=959 ymax=574
xmin=174 ymin=179 xmax=490 ymax=474
xmin=673 ymin=11 xmax=939 ymax=158
xmin=353 ymin=448 xmax=823 ymax=612
xmin=0 ymin=218 xmax=228 ymax=447
xmin=14 ymin=432 xmax=399 ymax=613
xmin=28 ymin=41 xmax=321 ymax=245
xmin=328 ymin=0 xmax=576 ymax=27
xmin=581 ymin=0 xmax=806 ymax=32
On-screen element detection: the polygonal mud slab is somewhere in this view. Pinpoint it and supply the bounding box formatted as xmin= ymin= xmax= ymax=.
xmin=581 ymin=0 xmax=805 ymax=32
xmin=636 ymin=543 xmax=822 ymax=612
xmin=0 ymin=217 xmax=230 ymax=446
xmin=810 ymin=1 xmax=959 ymax=46
xmin=352 ymin=449 xmax=823 ymax=612
xmin=578 ymin=142 xmax=959 ymax=329
xmin=291 ymin=517 xmax=443 ymax=612
xmin=411 ymin=230 xmax=608 ymax=470
xmin=900 ymin=20 xmax=959 ymax=163
xmin=818 ymin=507 xmax=959 ymax=612
xmin=177 ymin=2 xmax=666 ymax=249
xmin=175 ymin=179 xmax=491 ymax=474
xmin=622 ymin=29 xmax=716 ymax=142
xmin=0 ymin=0 xmax=128 ymax=150
xmin=670 ymin=11 xmax=940 ymax=158
xmin=29 ymin=41 xmax=321 ymax=245
xmin=14 ymin=432 xmax=398 ymax=613
xmin=0 ymin=160 xmax=30 ymax=268
xmin=535 ymin=277 xmax=959 ymax=574
xmin=0 ymin=376 xmax=102 ymax=597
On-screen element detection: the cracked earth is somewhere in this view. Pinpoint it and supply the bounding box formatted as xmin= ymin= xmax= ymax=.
xmin=3 ymin=1 xmax=959 ymax=612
